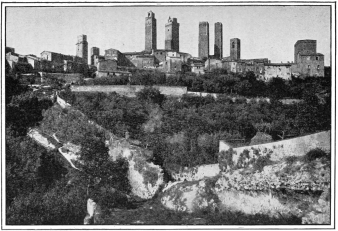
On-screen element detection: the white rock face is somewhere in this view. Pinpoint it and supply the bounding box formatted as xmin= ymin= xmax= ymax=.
xmin=171 ymin=164 xmax=220 ymax=182
xmin=160 ymin=179 xmax=218 ymax=213
xmin=28 ymin=129 xmax=56 ymax=150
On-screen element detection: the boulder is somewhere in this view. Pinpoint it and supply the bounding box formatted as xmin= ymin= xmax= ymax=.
xmin=160 ymin=179 xmax=219 ymax=213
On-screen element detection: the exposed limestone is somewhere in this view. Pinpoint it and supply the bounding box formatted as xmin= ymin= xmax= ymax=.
xmin=109 ymin=138 xmax=163 ymax=199
xmin=170 ymin=164 xmax=220 ymax=182
xmin=160 ymin=179 xmax=218 ymax=213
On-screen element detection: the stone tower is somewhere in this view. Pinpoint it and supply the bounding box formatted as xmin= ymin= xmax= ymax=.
xmin=214 ymin=22 xmax=223 ymax=59
xmin=294 ymin=40 xmax=317 ymax=63
xmin=198 ymin=22 xmax=209 ymax=59
xmin=165 ymin=17 xmax=180 ymax=52
xmin=230 ymin=38 xmax=240 ymax=61
xmin=76 ymin=34 xmax=88 ymax=64
xmin=145 ymin=11 xmax=157 ymax=52
xmin=90 ymin=47 xmax=100 ymax=65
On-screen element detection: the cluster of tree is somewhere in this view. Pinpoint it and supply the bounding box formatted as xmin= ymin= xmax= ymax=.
xmin=82 ymin=68 xmax=330 ymax=100
xmin=60 ymin=83 xmax=330 ymax=170
xmin=5 ymin=74 xmax=130 ymax=224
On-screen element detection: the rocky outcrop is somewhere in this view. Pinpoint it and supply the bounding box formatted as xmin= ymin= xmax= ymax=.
xmin=109 ymin=139 xmax=163 ymax=199
xmin=160 ymin=151 xmax=330 ymax=223
xmin=30 ymin=95 xmax=164 ymax=200
xmin=160 ymin=179 xmax=219 ymax=213
xmin=170 ymin=164 xmax=220 ymax=182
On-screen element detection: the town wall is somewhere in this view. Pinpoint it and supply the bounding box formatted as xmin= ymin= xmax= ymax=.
xmin=219 ymin=131 xmax=330 ymax=163
xmin=71 ymin=85 xmax=187 ymax=97
xmin=172 ymin=131 xmax=330 ymax=181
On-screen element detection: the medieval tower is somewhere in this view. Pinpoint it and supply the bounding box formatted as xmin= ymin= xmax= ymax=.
xmin=230 ymin=38 xmax=240 ymax=60
xmin=90 ymin=47 xmax=100 ymax=65
xmin=294 ymin=40 xmax=317 ymax=63
xmin=165 ymin=17 xmax=180 ymax=52
xmin=76 ymin=34 xmax=88 ymax=64
xmin=214 ymin=22 xmax=223 ymax=59
xmin=198 ymin=22 xmax=209 ymax=59
xmin=145 ymin=11 xmax=157 ymax=52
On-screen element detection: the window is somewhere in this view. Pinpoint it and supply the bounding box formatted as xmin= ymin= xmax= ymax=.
xmin=232 ymin=42 xmax=235 ymax=49
xmin=317 ymin=65 xmax=320 ymax=70
xmin=316 ymin=56 xmax=319 ymax=60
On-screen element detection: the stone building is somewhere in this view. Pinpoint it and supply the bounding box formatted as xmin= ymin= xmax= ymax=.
xmin=294 ymin=40 xmax=316 ymax=63
xmin=96 ymin=59 xmax=118 ymax=77
xmin=230 ymin=38 xmax=240 ymax=60
xmin=291 ymin=52 xmax=324 ymax=77
xmin=105 ymin=49 xmax=134 ymax=67
xmin=292 ymin=40 xmax=324 ymax=77
xmin=189 ymin=58 xmax=205 ymax=75
xmin=145 ymin=11 xmax=157 ymax=52
xmin=162 ymin=56 xmax=182 ymax=73
xmin=165 ymin=17 xmax=179 ymax=52
xmin=90 ymin=47 xmax=100 ymax=65
xmin=214 ymin=22 xmax=223 ymax=59
xmin=26 ymin=55 xmax=41 ymax=70
xmin=205 ymin=58 xmax=222 ymax=72
xmin=76 ymin=34 xmax=88 ymax=64
xmin=198 ymin=22 xmax=209 ymax=60
xmin=264 ymin=63 xmax=292 ymax=80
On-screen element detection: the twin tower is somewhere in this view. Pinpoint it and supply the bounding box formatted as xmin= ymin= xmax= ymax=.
xmin=145 ymin=11 xmax=179 ymax=52
xmin=199 ymin=22 xmax=240 ymax=60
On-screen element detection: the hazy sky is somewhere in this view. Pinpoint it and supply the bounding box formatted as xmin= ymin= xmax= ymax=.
xmin=6 ymin=5 xmax=331 ymax=65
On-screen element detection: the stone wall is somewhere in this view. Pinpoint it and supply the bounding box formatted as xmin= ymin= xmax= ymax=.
xmin=170 ymin=131 xmax=330 ymax=182
xmin=71 ymin=85 xmax=187 ymax=97
xmin=219 ymin=131 xmax=330 ymax=163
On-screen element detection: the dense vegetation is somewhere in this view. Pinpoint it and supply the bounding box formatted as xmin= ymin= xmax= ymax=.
xmin=60 ymin=73 xmax=330 ymax=170
xmin=5 ymin=74 xmax=130 ymax=225
xmin=5 ymin=68 xmax=331 ymax=224
xmin=81 ymin=69 xmax=330 ymax=99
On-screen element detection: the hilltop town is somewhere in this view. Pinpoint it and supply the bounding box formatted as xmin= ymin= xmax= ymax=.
xmin=5 ymin=9 xmax=332 ymax=227
xmin=6 ymin=11 xmax=326 ymax=81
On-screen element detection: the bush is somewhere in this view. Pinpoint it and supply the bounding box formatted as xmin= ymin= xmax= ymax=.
xmin=304 ymin=148 xmax=329 ymax=162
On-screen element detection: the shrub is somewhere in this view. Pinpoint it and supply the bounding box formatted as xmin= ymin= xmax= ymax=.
xmin=304 ymin=148 xmax=329 ymax=162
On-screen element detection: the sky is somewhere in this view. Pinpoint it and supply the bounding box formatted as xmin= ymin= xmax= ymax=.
xmin=6 ymin=5 xmax=331 ymax=65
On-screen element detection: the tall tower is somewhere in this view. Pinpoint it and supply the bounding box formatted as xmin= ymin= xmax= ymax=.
xmin=198 ymin=22 xmax=209 ymax=59
xmin=294 ymin=40 xmax=317 ymax=63
xmin=145 ymin=11 xmax=157 ymax=52
xmin=214 ymin=22 xmax=223 ymax=59
xmin=90 ymin=47 xmax=100 ymax=65
xmin=230 ymin=38 xmax=240 ymax=61
xmin=76 ymin=34 xmax=88 ymax=64
xmin=165 ymin=17 xmax=180 ymax=52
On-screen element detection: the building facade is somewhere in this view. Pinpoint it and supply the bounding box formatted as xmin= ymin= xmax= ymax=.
xmin=76 ymin=34 xmax=88 ymax=64
xmin=198 ymin=22 xmax=209 ymax=60
xmin=264 ymin=63 xmax=292 ymax=80
xmin=291 ymin=53 xmax=324 ymax=77
xmin=293 ymin=40 xmax=324 ymax=77
xmin=214 ymin=22 xmax=223 ymax=59
xmin=165 ymin=17 xmax=180 ymax=52
xmin=145 ymin=11 xmax=157 ymax=52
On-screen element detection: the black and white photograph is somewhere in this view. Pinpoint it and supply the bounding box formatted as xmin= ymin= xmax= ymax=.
xmin=2 ymin=1 xmax=335 ymax=229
